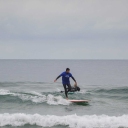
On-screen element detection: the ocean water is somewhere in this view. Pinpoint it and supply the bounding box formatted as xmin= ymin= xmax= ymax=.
xmin=0 ymin=59 xmax=128 ymax=128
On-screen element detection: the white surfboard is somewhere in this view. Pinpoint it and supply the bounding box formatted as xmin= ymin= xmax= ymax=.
xmin=68 ymin=99 xmax=89 ymax=103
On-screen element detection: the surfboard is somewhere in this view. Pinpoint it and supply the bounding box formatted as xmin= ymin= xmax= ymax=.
xmin=68 ymin=99 xmax=89 ymax=103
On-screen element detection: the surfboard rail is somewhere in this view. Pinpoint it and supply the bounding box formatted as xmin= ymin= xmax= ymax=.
xmin=68 ymin=99 xmax=89 ymax=103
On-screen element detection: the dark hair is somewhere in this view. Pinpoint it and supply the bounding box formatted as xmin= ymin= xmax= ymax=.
xmin=66 ymin=68 xmax=70 ymax=71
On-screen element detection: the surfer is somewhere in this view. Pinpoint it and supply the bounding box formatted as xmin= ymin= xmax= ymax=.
xmin=54 ymin=68 xmax=77 ymax=99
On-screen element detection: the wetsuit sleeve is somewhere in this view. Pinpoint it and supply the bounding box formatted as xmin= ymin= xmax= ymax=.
xmin=70 ymin=73 xmax=76 ymax=82
xmin=56 ymin=73 xmax=63 ymax=80
xmin=56 ymin=75 xmax=61 ymax=80
xmin=71 ymin=76 xmax=76 ymax=82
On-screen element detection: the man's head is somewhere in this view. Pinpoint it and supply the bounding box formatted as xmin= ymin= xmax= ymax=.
xmin=66 ymin=68 xmax=70 ymax=73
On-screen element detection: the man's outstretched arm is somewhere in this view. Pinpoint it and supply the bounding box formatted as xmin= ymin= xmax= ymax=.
xmin=54 ymin=75 xmax=61 ymax=82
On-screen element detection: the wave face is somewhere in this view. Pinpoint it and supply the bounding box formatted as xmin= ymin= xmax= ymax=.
xmin=0 ymin=113 xmax=128 ymax=128
xmin=0 ymin=89 xmax=70 ymax=105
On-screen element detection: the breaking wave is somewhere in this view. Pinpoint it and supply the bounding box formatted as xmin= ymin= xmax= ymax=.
xmin=0 ymin=113 xmax=128 ymax=128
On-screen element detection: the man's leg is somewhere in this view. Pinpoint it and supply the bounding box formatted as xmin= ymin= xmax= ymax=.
xmin=63 ymin=84 xmax=68 ymax=98
xmin=67 ymin=84 xmax=71 ymax=93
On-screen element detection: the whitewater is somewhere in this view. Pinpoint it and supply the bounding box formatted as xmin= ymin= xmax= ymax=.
xmin=0 ymin=113 xmax=128 ymax=128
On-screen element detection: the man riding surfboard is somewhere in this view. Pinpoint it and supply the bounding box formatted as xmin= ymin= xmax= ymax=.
xmin=54 ymin=68 xmax=77 ymax=99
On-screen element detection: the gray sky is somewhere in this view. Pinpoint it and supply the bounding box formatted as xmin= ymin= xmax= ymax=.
xmin=0 ymin=0 xmax=128 ymax=59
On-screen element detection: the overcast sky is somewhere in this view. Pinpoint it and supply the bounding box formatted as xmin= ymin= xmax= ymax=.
xmin=0 ymin=0 xmax=128 ymax=59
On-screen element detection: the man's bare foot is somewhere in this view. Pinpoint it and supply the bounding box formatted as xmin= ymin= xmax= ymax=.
xmin=66 ymin=98 xmax=68 ymax=100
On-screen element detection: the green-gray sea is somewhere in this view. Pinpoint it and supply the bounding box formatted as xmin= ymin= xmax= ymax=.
xmin=0 ymin=60 xmax=128 ymax=128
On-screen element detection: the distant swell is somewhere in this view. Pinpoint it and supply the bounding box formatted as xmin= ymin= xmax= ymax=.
xmin=0 ymin=113 xmax=128 ymax=128
xmin=0 ymin=89 xmax=70 ymax=105
xmin=94 ymin=87 xmax=128 ymax=94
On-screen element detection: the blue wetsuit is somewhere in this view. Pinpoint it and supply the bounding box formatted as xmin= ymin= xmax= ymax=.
xmin=56 ymin=71 xmax=76 ymax=98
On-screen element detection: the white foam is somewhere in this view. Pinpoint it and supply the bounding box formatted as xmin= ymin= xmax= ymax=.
xmin=0 ymin=89 xmax=70 ymax=105
xmin=47 ymin=94 xmax=70 ymax=105
xmin=0 ymin=113 xmax=128 ymax=128
xmin=0 ymin=89 xmax=15 ymax=95
xmin=56 ymin=88 xmax=61 ymax=92
xmin=77 ymin=90 xmax=87 ymax=94
xmin=30 ymin=91 xmax=44 ymax=96
xmin=18 ymin=93 xmax=47 ymax=103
